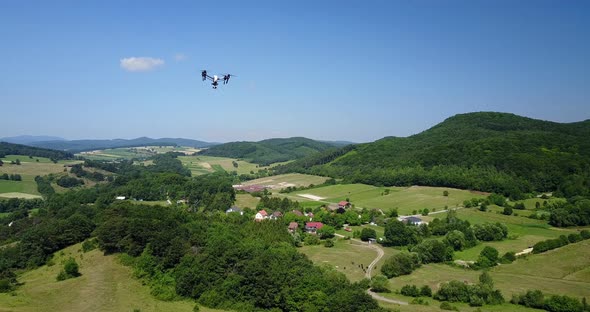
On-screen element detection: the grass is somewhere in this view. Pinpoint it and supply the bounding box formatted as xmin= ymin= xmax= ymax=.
xmin=0 ymin=157 xmax=78 ymax=197
xmin=0 ymin=243 xmax=226 ymax=312
xmin=385 ymin=240 xmax=590 ymax=302
xmin=179 ymin=155 xmax=267 ymax=176
xmin=445 ymin=208 xmax=581 ymax=261
xmin=78 ymin=146 xmax=200 ymax=161
xmin=290 ymin=184 xmax=485 ymax=215
xmin=299 ymin=238 xmax=378 ymax=282
xmin=234 ymin=193 xmax=260 ymax=209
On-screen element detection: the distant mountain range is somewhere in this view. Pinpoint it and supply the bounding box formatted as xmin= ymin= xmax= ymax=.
xmin=0 ymin=135 xmax=66 ymax=145
xmin=275 ymin=112 xmax=590 ymax=198
xmin=198 ymin=137 xmax=344 ymax=165
xmin=0 ymin=137 xmax=217 ymax=153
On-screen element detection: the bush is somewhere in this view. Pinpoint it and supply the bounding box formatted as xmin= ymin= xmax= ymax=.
xmin=420 ymin=285 xmax=432 ymax=297
xmin=476 ymin=246 xmax=499 ymax=268
xmin=360 ymin=228 xmax=377 ymax=242
xmin=439 ymin=302 xmax=459 ymax=311
xmin=324 ymin=239 xmax=334 ymax=248
xmin=500 ymin=251 xmax=516 ymax=264
xmin=400 ymin=284 xmax=420 ymax=297
xmin=57 ymin=257 xmax=80 ymax=281
xmin=370 ymin=275 xmax=390 ymax=293
xmin=502 ymin=206 xmax=513 ymax=215
xmin=304 ymin=235 xmax=320 ymax=245
xmin=381 ymin=252 xmax=421 ymax=278
xmin=317 ymin=225 xmax=335 ymax=239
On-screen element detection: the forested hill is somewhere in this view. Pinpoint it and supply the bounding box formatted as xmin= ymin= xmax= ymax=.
xmin=0 ymin=142 xmax=74 ymax=160
xmin=198 ymin=137 xmax=338 ymax=165
xmin=28 ymin=137 xmax=215 ymax=152
xmin=276 ymin=112 xmax=590 ymax=199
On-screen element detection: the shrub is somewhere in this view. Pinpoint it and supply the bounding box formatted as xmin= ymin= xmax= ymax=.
xmin=476 ymin=246 xmax=499 ymax=268
xmin=360 ymin=228 xmax=377 ymax=241
xmin=381 ymin=252 xmax=421 ymax=278
xmin=439 ymin=302 xmax=459 ymax=311
xmin=400 ymin=285 xmax=420 ymax=297
xmin=57 ymin=257 xmax=80 ymax=281
xmin=370 ymin=275 xmax=390 ymax=293
xmin=500 ymin=251 xmax=516 ymax=264
xmin=324 ymin=239 xmax=334 ymax=248
xmin=304 ymin=234 xmax=320 ymax=245
xmin=420 ymin=285 xmax=432 ymax=297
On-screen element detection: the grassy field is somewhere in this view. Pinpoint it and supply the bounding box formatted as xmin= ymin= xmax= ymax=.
xmin=179 ymin=155 xmax=266 ymax=176
xmin=0 ymin=243 xmax=226 ymax=312
xmin=299 ymin=238 xmax=378 ymax=282
xmin=78 ymin=146 xmax=200 ymax=161
xmin=234 ymin=193 xmax=260 ymax=209
xmin=447 ymin=208 xmax=580 ymax=261
xmin=386 ymin=237 xmax=590 ymax=302
xmin=290 ymin=184 xmax=485 ymax=215
xmin=0 ymin=156 xmax=81 ymax=197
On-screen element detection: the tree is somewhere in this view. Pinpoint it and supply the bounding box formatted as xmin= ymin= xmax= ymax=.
xmin=502 ymin=206 xmax=513 ymax=215
xmin=476 ymin=246 xmax=499 ymax=268
xmin=443 ymin=190 xmax=449 ymax=197
xmin=15 ymin=159 xmax=21 ymax=165
xmin=444 ymin=230 xmax=466 ymax=251
xmin=317 ymin=225 xmax=335 ymax=239
xmin=420 ymin=285 xmax=433 ymax=297
xmin=384 ymin=220 xmax=420 ymax=246
xmin=57 ymin=257 xmax=80 ymax=281
xmin=370 ymin=275 xmax=390 ymax=293
xmin=381 ymin=252 xmax=420 ymax=278
xmin=360 ymin=228 xmax=377 ymax=241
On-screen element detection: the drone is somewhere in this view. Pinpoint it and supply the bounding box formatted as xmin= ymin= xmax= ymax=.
xmin=201 ymin=70 xmax=236 ymax=89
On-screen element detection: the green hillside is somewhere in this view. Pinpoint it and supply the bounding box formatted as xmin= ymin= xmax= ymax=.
xmin=198 ymin=137 xmax=338 ymax=165
xmin=0 ymin=142 xmax=73 ymax=161
xmin=276 ymin=112 xmax=590 ymax=198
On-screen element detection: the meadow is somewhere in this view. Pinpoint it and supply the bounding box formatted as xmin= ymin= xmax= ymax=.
xmin=289 ymin=184 xmax=486 ymax=215
xmin=0 ymin=155 xmax=81 ymax=198
xmin=241 ymin=173 xmax=329 ymax=189
xmin=0 ymin=243 xmax=225 ymax=312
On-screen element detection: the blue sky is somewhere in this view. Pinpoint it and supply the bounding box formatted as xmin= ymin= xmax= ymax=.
xmin=1 ymin=1 xmax=589 ymax=143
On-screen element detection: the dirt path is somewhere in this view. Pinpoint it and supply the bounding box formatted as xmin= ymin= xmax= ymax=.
xmin=334 ymin=234 xmax=408 ymax=305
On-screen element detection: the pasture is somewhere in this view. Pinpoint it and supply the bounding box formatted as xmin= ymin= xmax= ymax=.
xmin=78 ymin=146 xmax=199 ymax=161
xmin=234 ymin=193 xmax=260 ymax=209
xmin=0 ymin=243 xmax=225 ymax=312
xmin=290 ymin=184 xmax=486 ymax=215
xmin=0 ymin=155 xmax=81 ymax=197
xmin=386 ymin=239 xmax=590 ymax=301
xmin=299 ymin=238 xmax=378 ymax=282
xmin=448 ymin=208 xmax=580 ymax=261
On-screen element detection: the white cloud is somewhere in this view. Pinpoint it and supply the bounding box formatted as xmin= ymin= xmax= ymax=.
xmin=174 ymin=53 xmax=187 ymax=61
xmin=120 ymin=57 xmax=164 ymax=72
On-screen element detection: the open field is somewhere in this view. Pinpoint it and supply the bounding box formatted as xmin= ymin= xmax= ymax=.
xmin=290 ymin=184 xmax=486 ymax=215
xmin=0 ymin=156 xmax=81 ymax=197
xmin=242 ymin=173 xmax=329 ymax=190
xmin=447 ymin=208 xmax=580 ymax=261
xmin=386 ymin=240 xmax=590 ymax=301
xmin=299 ymin=238 xmax=378 ymax=282
xmin=78 ymin=146 xmax=200 ymax=161
xmin=0 ymin=243 xmax=226 ymax=312
xmin=234 ymin=193 xmax=260 ymax=209
xmin=179 ymin=155 xmax=266 ymax=175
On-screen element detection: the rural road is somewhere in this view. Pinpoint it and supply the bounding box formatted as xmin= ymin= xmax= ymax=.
xmin=334 ymin=234 xmax=408 ymax=306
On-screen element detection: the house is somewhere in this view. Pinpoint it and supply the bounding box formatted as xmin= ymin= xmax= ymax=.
xmin=226 ymin=206 xmax=243 ymax=215
xmin=398 ymin=216 xmax=425 ymax=225
xmin=115 ymin=196 xmax=126 ymax=200
xmin=305 ymin=222 xmax=324 ymax=234
xmin=269 ymin=211 xmax=283 ymax=220
xmin=292 ymin=210 xmax=303 ymax=217
xmin=254 ymin=210 xmax=268 ymax=221
xmin=288 ymin=222 xmax=299 ymax=233
xmin=338 ymin=200 xmax=350 ymax=209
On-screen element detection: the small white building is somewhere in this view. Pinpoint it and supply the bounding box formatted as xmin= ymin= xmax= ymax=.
xmin=115 ymin=196 xmax=126 ymax=200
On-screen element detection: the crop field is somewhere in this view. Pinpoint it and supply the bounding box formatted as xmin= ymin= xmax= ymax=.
xmin=242 ymin=173 xmax=329 ymax=190
xmin=179 ymin=155 xmax=266 ymax=175
xmin=0 ymin=243 xmax=225 ymax=312
xmin=0 ymin=156 xmax=81 ymax=197
xmin=290 ymin=184 xmax=485 ymax=215
xmin=78 ymin=146 xmax=199 ymax=161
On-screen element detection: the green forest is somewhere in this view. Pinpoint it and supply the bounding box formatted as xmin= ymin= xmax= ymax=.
xmin=276 ymin=112 xmax=590 ymax=199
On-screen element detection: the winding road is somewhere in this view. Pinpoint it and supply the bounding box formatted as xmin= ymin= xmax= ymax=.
xmin=335 ymin=234 xmax=408 ymax=305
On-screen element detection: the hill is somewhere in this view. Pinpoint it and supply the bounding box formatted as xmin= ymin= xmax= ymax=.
xmin=276 ymin=112 xmax=590 ymax=198
xmin=28 ymin=137 xmax=216 ymax=152
xmin=197 ymin=137 xmax=339 ymax=165
xmin=0 ymin=142 xmax=73 ymax=160
xmin=0 ymin=135 xmax=65 ymax=145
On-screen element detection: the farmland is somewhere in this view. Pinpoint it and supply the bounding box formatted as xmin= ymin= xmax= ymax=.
xmin=78 ymin=146 xmax=199 ymax=161
xmin=241 ymin=173 xmax=329 ymax=190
